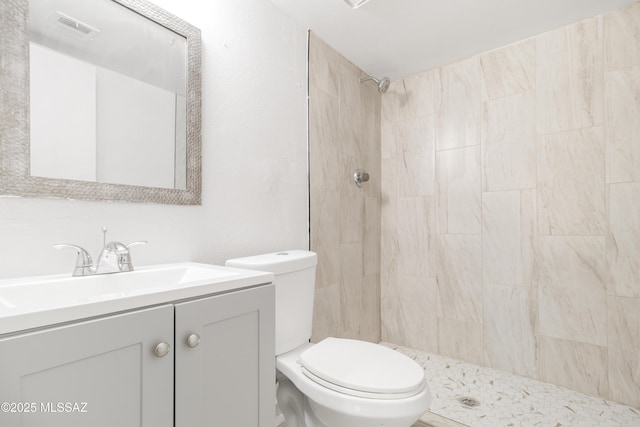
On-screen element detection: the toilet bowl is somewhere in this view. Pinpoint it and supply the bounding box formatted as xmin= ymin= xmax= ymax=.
xmin=225 ymin=250 xmax=431 ymax=427
xmin=277 ymin=339 xmax=431 ymax=427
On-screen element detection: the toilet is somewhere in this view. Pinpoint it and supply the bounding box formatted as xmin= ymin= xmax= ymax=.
xmin=225 ymin=250 xmax=431 ymax=427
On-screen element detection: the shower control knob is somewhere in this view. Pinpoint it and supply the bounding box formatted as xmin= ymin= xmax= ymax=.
xmin=354 ymin=169 xmax=370 ymax=188
xmin=154 ymin=342 xmax=171 ymax=357
xmin=187 ymin=333 xmax=201 ymax=348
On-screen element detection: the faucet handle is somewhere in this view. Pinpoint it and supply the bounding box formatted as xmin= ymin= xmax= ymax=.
xmin=126 ymin=241 xmax=148 ymax=249
xmin=118 ymin=241 xmax=147 ymax=272
xmin=53 ymin=244 xmax=94 ymax=276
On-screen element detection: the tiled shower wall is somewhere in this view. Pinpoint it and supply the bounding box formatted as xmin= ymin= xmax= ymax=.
xmin=309 ymin=34 xmax=381 ymax=344
xmin=380 ymin=2 xmax=640 ymax=408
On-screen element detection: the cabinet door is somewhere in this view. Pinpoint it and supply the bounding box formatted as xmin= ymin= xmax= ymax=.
xmin=175 ymin=284 xmax=275 ymax=427
xmin=0 ymin=305 xmax=174 ymax=427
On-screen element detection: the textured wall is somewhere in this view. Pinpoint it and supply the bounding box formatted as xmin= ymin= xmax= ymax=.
xmin=380 ymin=2 xmax=640 ymax=408
xmin=0 ymin=0 xmax=308 ymax=279
xmin=309 ymin=34 xmax=381 ymax=344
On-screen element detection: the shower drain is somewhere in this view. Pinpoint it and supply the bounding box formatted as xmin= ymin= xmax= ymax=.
xmin=457 ymin=396 xmax=480 ymax=408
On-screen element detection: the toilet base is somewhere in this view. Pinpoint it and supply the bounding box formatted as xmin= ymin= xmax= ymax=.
xmin=277 ymin=374 xmax=426 ymax=427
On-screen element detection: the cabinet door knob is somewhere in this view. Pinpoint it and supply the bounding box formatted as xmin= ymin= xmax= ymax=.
xmin=154 ymin=342 xmax=171 ymax=357
xmin=187 ymin=333 xmax=201 ymax=348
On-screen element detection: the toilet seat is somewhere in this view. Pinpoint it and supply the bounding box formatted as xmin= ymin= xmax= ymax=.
xmin=298 ymin=338 xmax=426 ymax=399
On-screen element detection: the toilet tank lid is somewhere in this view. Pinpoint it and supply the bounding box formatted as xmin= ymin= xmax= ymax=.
xmin=225 ymin=250 xmax=317 ymax=275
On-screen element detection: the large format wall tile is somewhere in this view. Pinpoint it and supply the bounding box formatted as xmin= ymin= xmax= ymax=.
xmin=339 ymin=243 xmax=364 ymax=338
xmin=604 ymin=2 xmax=640 ymax=71
xmin=310 ymin=35 xmax=380 ymax=343
xmin=537 ymin=128 xmax=605 ymax=235
xmin=483 ymin=284 xmax=537 ymax=378
xmin=605 ymin=66 xmax=640 ymax=183
xmin=480 ymin=39 xmax=535 ymax=100
xmin=311 ymin=284 xmax=342 ymax=342
xmin=308 ymin=33 xmax=340 ymax=97
xmin=309 ymin=85 xmax=339 ymax=191
xmin=436 ymin=234 xmax=482 ymax=324
xmin=481 ymin=92 xmax=536 ymax=191
xmin=396 ymin=275 xmax=439 ymax=353
xmin=482 ymin=190 xmax=535 ymax=286
xmin=397 ymin=114 xmax=436 ymax=197
xmin=436 ymin=58 xmax=482 ymax=150
xmin=437 ymin=146 xmax=481 ymax=234
xmin=539 ymin=336 xmax=608 ymax=398
xmin=310 ymin=187 xmax=340 ymax=288
xmin=437 ymin=317 xmax=483 ymax=365
xmin=537 ymin=236 xmax=607 ymax=346
xmin=397 ymin=197 xmax=435 ymax=277
xmin=536 ymin=17 xmax=603 ymax=134
xmin=608 ymin=296 xmax=640 ymax=408
xmin=608 ymin=182 xmax=640 ymax=298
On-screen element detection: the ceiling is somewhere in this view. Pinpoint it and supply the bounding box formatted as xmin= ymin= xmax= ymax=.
xmin=269 ymin=0 xmax=637 ymax=80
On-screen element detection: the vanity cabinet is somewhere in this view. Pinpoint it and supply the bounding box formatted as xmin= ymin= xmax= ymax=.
xmin=0 ymin=284 xmax=275 ymax=427
xmin=175 ymin=284 xmax=275 ymax=426
xmin=0 ymin=305 xmax=175 ymax=427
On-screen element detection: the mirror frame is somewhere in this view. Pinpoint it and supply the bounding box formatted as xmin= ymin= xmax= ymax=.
xmin=0 ymin=0 xmax=201 ymax=205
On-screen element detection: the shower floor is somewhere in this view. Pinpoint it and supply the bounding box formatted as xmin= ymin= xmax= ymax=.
xmin=379 ymin=343 xmax=640 ymax=427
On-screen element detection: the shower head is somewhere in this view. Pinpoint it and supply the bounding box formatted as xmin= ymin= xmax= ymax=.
xmin=359 ymin=75 xmax=391 ymax=94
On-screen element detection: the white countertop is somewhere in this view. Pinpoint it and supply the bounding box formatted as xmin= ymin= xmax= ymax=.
xmin=0 ymin=262 xmax=273 ymax=336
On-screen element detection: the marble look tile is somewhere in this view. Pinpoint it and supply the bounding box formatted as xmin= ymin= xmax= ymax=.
xmin=436 ymin=235 xmax=482 ymax=323
xmin=311 ymin=283 xmax=341 ymax=343
xmin=436 ymin=146 xmax=481 ymax=234
xmin=437 ymin=317 xmax=482 ymax=365
xmin=364 ymin=196 xmax=380 ymax=276
xmin=381 ymin=80 xmax=406 ymax=124
xmin=361 ymin=274 xmax=381 ymax=343
xmin=537 ymin=236 xmax=607 ymax=346
xmin=537 ymin=127 xmax=605 ymax=235
xmin=605 ymin=66 xmax=640 ymax=183
xmin=381 ymin=158 xmax=397 ymax=230
xmin=309 ymin=187 xmax=340 ymax=288
xmin=402 ymin=69 xmax=440 ymax=117
xmin=381 ymin=121 xmax=396 ymax=161
xmin=436 ymin=57 xmax=482 ymax=150
xmin=397 ymin=197 xmax=435 ymax=277
xmin=536 ymin=17 xmax=603 ymax=134
xmin=604 ymin=2 xmax=640 ymax=71
xmin=483 ymin=284 xmax=537 ymax=378
xmin=480 ymin=39 xmax=535 ymax=100
xmin=380 ymin=269 xmax=405 ymax=345
xmin=539 ymin=336 xmax=608 ymax=399
xmin=396 ymin=275 xmax=439 ymax=353
xmin=339 ymin=243 xmax=363 ymax=338
xmin=308 ymin=85 xmax=339 ymax=191
xmin=397 ymin=114 xmax=436 ymax=197
xmin=608 ymin=296 xmax=640 ymax=408
xmin=481 ymin=92 xmax=536 ymax=191
xmin=308 ymin=33 xmax=340 ymax=98
xmin=339 ymin=156 xmax=364 ymax=243
xmin=482 ymin=190 xmax=535 ymax=286
xmin=608 ymin=182 xmax=640 ymax=298
xmin=338 ymin=62 xmax=364 ymax=160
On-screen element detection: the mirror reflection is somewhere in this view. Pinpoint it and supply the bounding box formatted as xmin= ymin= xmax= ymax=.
xmin=28 ymin=0 xmax=187 ymax=190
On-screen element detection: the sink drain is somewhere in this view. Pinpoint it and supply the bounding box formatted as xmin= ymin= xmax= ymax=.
xmin=457 ymin=396 xmax=480 ymax=408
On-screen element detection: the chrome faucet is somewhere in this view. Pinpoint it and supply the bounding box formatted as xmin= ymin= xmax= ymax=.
xmin=55 ymin=227 xmax=147 ymax=276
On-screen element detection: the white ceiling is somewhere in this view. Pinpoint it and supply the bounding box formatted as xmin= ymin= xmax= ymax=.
xmin=269 ymin=0 xmax=637 ymax=80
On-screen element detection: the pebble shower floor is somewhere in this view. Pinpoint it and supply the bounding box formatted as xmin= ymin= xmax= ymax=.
xmin=379 ymin=343 xmax=640 ymax=427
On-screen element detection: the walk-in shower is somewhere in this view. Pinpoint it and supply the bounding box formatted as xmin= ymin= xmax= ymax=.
xmin=359 ymin=75 xmax=390 ymax=93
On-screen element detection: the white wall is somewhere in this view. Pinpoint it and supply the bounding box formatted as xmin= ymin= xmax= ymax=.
xmin=0 ymin=0 xmax=308 ymax=279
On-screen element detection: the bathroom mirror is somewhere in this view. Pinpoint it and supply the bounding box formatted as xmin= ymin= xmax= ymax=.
xmin=0 ymin=0 xmax=202 ymax=204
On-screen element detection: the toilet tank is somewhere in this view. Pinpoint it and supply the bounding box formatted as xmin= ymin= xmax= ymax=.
xmin=225 ymin=250 xmax=317 ymax=356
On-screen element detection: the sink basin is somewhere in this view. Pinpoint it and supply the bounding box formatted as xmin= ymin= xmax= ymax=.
xmin=0 ymin=262 xmax=273 ymax=335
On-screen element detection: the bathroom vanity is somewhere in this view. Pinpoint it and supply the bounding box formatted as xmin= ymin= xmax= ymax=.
xmin=0 ymin=263 xmax=275 ymax=427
